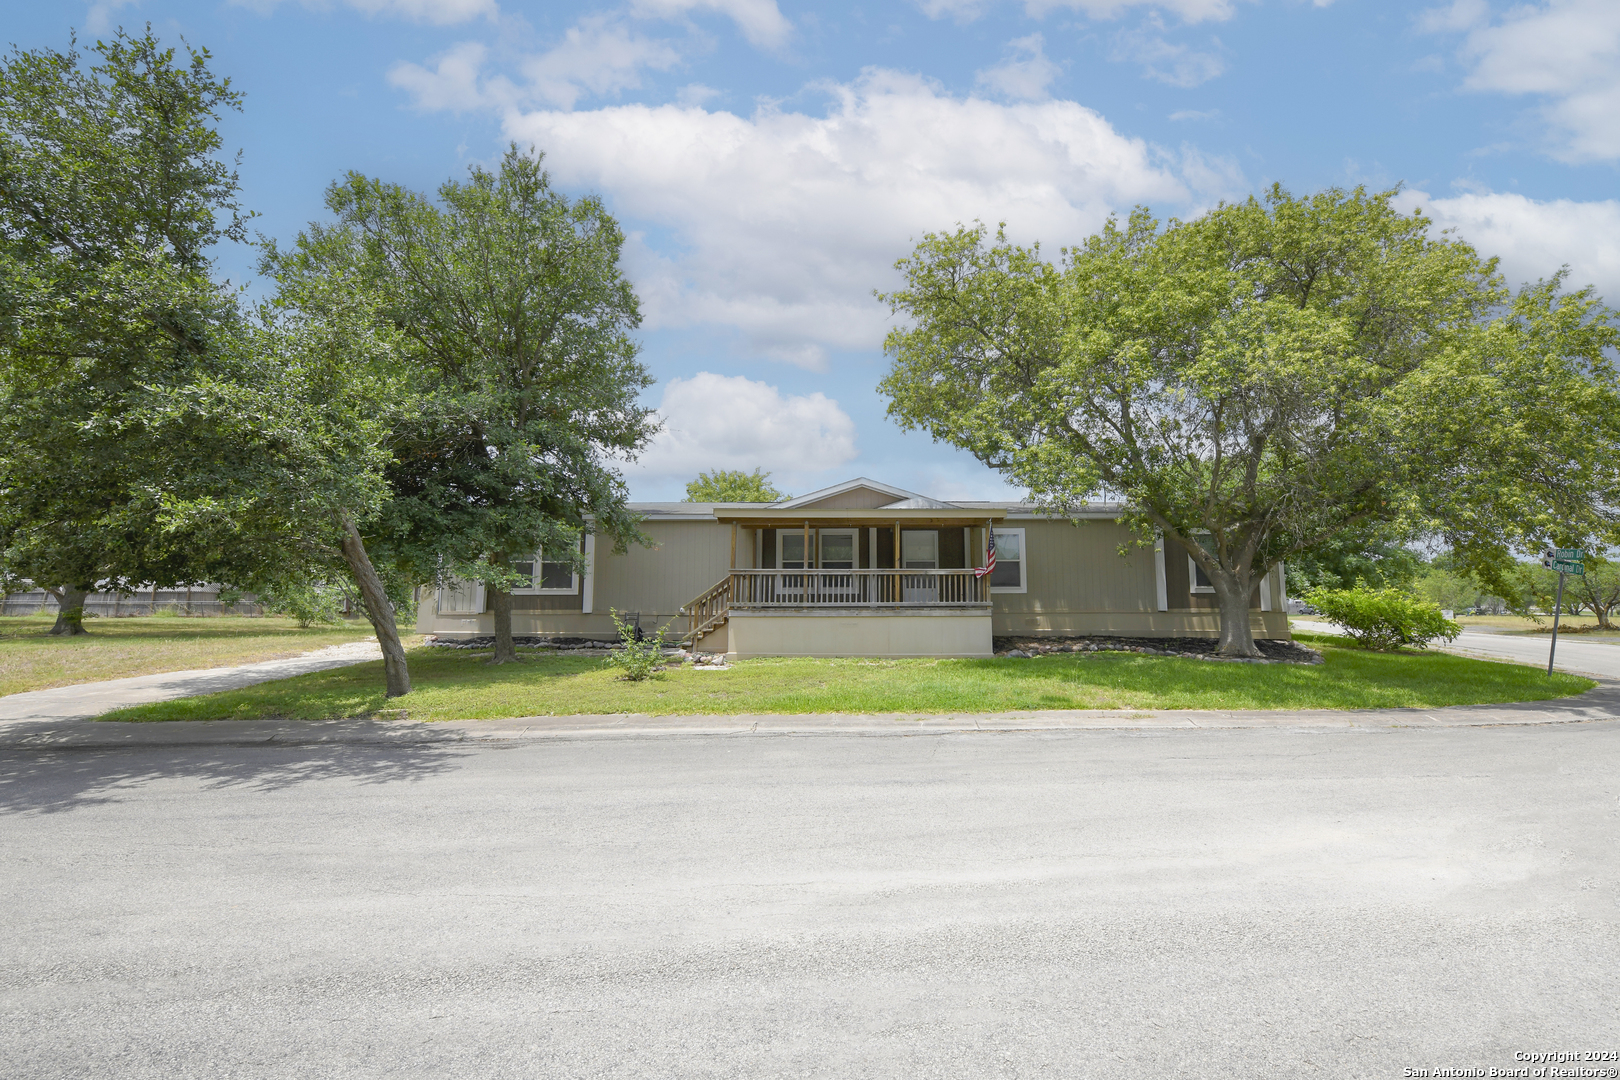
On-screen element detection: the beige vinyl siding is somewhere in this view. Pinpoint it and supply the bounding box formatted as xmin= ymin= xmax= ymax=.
xmin=992 ymin=518 xmax=1157 ymax=618
xmin=590 ymin=519 xmax=734 ymax=622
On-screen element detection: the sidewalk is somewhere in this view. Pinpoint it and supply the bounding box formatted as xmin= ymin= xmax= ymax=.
xmin=3 ymin=678 xmax=1617 ymax=749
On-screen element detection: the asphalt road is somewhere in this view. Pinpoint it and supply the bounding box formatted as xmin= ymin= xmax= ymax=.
xmin=4 ymin=725 xmax=1618 ymax=1079
xmin=1295 ymin=618 xmax=1620 ymax=678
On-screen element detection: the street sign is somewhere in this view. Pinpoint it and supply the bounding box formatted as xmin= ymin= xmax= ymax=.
xmin=1540 ymin=549 xmax=1587 ymax=674
xmin=1541 ymin=548 xmax=1586 ymax=574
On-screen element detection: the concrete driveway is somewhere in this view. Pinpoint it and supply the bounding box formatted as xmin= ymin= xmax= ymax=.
xmin=0 ymin=639 xmax=382 ymax=723
xmin=1294 ymin=618 xmax=1620 ymax=678
xmin=3 ymin=723 xmax=1617 ymax=1078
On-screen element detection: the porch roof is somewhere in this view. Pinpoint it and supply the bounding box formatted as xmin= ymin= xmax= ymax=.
xmin=710 ymin=506 xmax=1008 ymax=527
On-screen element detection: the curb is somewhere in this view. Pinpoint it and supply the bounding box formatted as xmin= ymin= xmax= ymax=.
xmin=4 ymin=679 xmax=1619 ymax=749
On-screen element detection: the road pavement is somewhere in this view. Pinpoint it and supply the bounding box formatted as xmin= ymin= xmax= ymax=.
xmin=1295 ymin=618 xmax=1620 ymax=678
xmin=3 ymin=723 xmax=1617 ymax=1078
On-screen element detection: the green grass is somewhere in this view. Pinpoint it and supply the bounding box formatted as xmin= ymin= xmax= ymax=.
xmin=100 ymin=633 xmax=1595 ymax=722
xmin=0 ymin=615 xmax=377 ymax=697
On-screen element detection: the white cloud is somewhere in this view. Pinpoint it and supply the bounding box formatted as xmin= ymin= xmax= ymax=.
xmin=522 ymin=16 xmax=683 ymax=109
xmin=1026 ymin=0 xmax=1237 ymax=22
xmin=1169 ymin=108 xmax=1219 ymax=121
xmin=388 ymin=42 xmax=494 ymax=113
xmin=975 ymin=33 xmax=1062 ymax=101
xmin=629 ymin=373 xmax=858 ymax=483
xmin=1402 ymin=189 xmax=1620 ymax=301
xmin=1111 ymin=23 xmax=1226 ymax=86
xmin=230 ymin=0 xmax=496 ymax=24
xmin=629 ymin=0 xmax=792 ymax=48
xmin=502 ymin=69 xmax=1218 ymax=365
xmin=1416 ymin=0 xmax=1487 ymax=33
xmin=1428 ymin=0 xmax=1620 ymax=161
xmin=389 ymin=18 xmax=681 ymax=112
xmin=85 ymin=0 xmax=138 ymax=34
xmin=917 ymin=0 xmax=1239 ymax=22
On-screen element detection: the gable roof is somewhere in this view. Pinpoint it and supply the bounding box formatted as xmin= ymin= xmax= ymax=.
xmin=775 ymin=477 xmax=962 ymax=511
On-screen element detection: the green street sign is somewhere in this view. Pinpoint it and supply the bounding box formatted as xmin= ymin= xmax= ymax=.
xmin=1556 ymin=548 xmax=1585 ymax=560
xmin=1554 ymin=560 xmax=1585 ymax=575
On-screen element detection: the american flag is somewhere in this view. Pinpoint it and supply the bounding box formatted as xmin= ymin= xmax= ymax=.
xmin=974 ymin=527 xmax=997 ymax=579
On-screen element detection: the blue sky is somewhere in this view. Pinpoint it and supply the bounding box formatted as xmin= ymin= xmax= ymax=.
xmin=11 ymin=0 xmax=1619 ymax=500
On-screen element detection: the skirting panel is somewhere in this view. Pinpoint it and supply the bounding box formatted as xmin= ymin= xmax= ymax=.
xmin=726 ymin=611 xmax=994 ymax=659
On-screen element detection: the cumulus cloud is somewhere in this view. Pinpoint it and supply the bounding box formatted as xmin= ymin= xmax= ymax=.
xmin=1425 ymin=0 xmax=1620 ymax=161
xmin=627 ymin=373 xmax=858 ymax=483
xmin=522 ymin=16 xmax=683 ymax=109
xmin=975 ymin=33 xmax=1062 ymax=101
xmin=629 ymin=0 xmax=792 ymax=48
xmin=389 ymin=17 xmax=682 ymax=112
xmin=388 ymin=42 xmax=495 ymax=113
xmin=1111 ymin=22 xmax=1226 ymax=86
xmin=230 ymin=0 xmax=496 ymax=24
xmin=1028 ymin=0 xmax=1236 ymax=19
xmin=504 ymin=69 xmax=1222 ymax=365
xmin=1403 ymin=188 xmax=1620 ymax=300
xmin=919 ymin=0 xmax=1239 ymax=21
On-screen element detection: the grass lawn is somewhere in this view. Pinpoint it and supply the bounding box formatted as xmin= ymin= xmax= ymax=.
xmin=1455 ymin=614 xmax=1620 ymax=639
xmin=100 ymin=632 xmax=1594 ymax=722
xmin=0 ymin=615 xmax=378 ymax=697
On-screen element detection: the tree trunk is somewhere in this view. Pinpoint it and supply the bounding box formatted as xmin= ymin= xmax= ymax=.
xmin=47 ymin=585 xmax=91 ymax=636
xmin=488 ymin=586 xmax=518 ymax=664
xmin=1212 ymin=576 xmax=1262 ymax=658
xmin=334 ymin=510 xmax=411 ymax=698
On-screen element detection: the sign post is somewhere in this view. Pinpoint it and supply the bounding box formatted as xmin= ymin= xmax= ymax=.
xmin=1539 ymin=548 xmax=1586 ymax=675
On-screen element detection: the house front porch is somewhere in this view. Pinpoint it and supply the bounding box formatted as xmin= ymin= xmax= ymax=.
xmin=684 ymin=568 xmax=994 ymax=658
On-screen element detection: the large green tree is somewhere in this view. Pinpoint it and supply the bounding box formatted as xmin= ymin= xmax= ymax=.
xmin=880 ymin=186 xmax=1620 ymax=656
xmin=272 ymin=146 xmax=657 ymax=663
xmin=134 ymin=273 xmax=416 ymax=695
xmin=685 ymin=468 xmax=785 ymax=503
xmin=0 ymin=28 xmax=249 ymax=633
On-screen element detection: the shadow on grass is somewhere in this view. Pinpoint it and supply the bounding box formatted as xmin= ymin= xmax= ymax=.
xmin=0 ymin=740 xmax=468 ymax=815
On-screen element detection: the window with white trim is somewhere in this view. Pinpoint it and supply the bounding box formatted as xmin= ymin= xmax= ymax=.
xmin=1187 ymin=533 xmax=1216 ymax=594
xmin=989 ymin=528 xmax=1025 ymax=593
xmin=437 ymin=578 xmax=485 ymax=614
xmin=512 ymin=549 xmax=579 ymax=594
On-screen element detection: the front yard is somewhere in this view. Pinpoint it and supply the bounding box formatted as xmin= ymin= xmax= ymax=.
xmin=100 ymin=632 xmax=1595 ymax=722
xmin=0 ymin=615 xmax=377 ymax=697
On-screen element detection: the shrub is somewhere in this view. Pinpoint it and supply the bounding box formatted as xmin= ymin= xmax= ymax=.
xmin=603 ymin=609 xmax=667 ymax=681
xmin=1304 ymin=585 xmax=1461 ymax=651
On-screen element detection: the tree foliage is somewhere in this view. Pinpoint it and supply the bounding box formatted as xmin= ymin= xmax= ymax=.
xmin=880 ymin=185 xmax=1620 ymax=656
xmin=269 ymin=146 xmax=657 ymax=663
xmin=0 ymin=28 xmax=250 ymax=633
xmin=684 ymin=468 xmax=785 ymax=503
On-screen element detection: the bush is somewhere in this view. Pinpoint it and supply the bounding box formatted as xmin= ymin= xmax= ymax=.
xmin=603 ymin=609 xmax=667 ymax=681
xmin=1304 ymin=585 xmax=1461 ymax=651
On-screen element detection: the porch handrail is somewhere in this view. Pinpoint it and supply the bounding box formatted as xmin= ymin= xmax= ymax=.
xmin=680 ymin=574 xmax=735 ymax=642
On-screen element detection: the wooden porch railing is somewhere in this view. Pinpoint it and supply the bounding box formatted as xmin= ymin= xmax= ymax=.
xmin=681 ymin=568 xmax=991 ymax=645
xmin=728 ymin=568 xmax=990 ymax=607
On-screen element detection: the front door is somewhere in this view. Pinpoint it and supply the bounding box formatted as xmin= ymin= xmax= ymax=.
xmin=900 ymin=530 xmax=939 ymax=603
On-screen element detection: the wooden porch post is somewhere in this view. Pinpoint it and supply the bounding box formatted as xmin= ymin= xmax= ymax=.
xmin=893 ymin=522 xmax=901 ymax=568
xmin=730 ymin=522 xmax=737 ymax=570
xmin=803 ymin=520 xmax=810 ymax=568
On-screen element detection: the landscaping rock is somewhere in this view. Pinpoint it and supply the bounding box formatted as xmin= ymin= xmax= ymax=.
xmin=990 ymin=634 xmax=1323 ymax=665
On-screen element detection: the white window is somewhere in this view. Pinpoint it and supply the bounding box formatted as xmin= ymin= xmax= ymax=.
xmin=777 ymin=530 xmax=857 ymax=569
xmin=512 ymin=549 xmax=579 ymax=594
xmin=1187 ymin=534 xmax=1216 ymax=594
xmin=989 ymin=528 xmax=1025 ymax=593
xmin=1188 ymin=555 xmax=1216 ymax=594
xmin=901 ymin=529 xmax=938 ymax=569
xmin=436 ymin=578 xmax=485 ymax=614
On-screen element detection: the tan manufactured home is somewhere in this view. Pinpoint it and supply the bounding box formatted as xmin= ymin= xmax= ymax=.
xmin=416 ymin=478 xmax=1291 ymax=658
